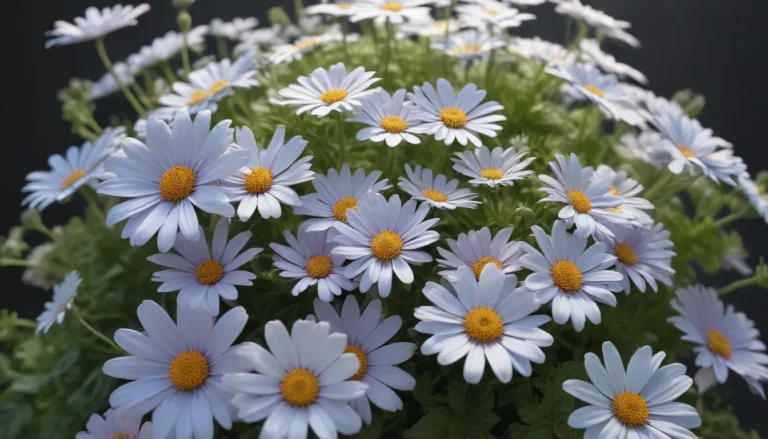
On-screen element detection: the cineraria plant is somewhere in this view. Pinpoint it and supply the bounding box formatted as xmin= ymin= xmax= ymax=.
xmin=3 ymin=1 xmax=768 ymax=438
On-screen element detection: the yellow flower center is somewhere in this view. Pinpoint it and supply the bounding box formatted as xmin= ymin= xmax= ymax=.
xmin=381 ymin=2 xmax=404 ymax=11
xmin=208 ymin=79 xmax=230 ymax=95
xmin=344 ymin=345 xmax=368 ymax=381
xmin=332 ymin=196 xmax=358 ymax=222
xmin=480 ymin=168 xmax=504 ymax=181
xmin=338 ymin=3 xmax=353 ymax=9
xmin=110 ymin=434 xmax=128 ymax=439
xmin=453 ymin=44 xmax=483 ymax=55
xmin=433 ymin=21 xmax=449 ymax=32
xmin=159 ymin=166 xmax=196 ymax=202
xmin=243 ymin=167 xmax=274 ymax=194
xmin=612 ymin=392 xmax=649 ymax=428
xmin=471 ymin=256 xmax=503 ymax=280
xmin=370 ymin=230 xmax=403 ymax=262
xmin=187 ymin=89 xmax=209 ymax=105
xmin=464 ymin=307 xmax=504 ymax=343
xmin=281 ymin=368 xmax=319 ymax=407
xmin=551 ymin=260 xmax=583 ymax=293
xmin=678 ymin=144 xmax=695 ymax=158
xmin=195 ymin=260 xmax=225 ymax=285
xmin=707 ymin=329 xmax=732 ymax=359
xmin=422 ymin=188 xmax=449 ymax=203
xmin=169 ymin=351 xmax=209 ymax=391
xmin=306 ymin=255 xmax=334 ymax=279
xmin=614 ymin=243 xmax=638 ymax=266
xmin=568 ymin=188 xmax=592 ymax=214
xmin=608 ymin=185 xmax=620 ymax=196
xmin=439 ymin=107 xmax=468 ymax=129
xmin=481 ymin=7 xmax=500 ymax=15
xmin=294 ymin=38 xmax=319 ymax=51
xmin=61 ymin=169 xmax=87 ymax=189
xmin=320 ymin=88 xmax=348 ymax=104
xmin=758 ymin=184 xmax=768 ymax=201
xmin=381 ymin=115 xmax=409 ymax=133
xmin=583 ymin=85 xmax=605 ymax=97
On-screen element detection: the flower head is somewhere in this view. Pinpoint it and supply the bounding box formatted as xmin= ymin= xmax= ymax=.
xmin=456 ymin=1 xmax=536 ymax=30
xmin=36 ymin=271 xmax=81 ymax=334
xmin=507 ymin=37 xmax=570 ymax=63
xmin=349 ymin=88 xmax=423 ymax=147
xmin=437 ymin=227 xmax=523 ymax=282
xmin=431 ymin=29 xmax=507 ymax=66
xmin=350 ymin=0 xmax=433 ymax=25
xmin=452 ymin=145 xmax=534 ymax=187
xmin=591 ymin=165 xmax=654 ymax=227
xmin=127 ymin=27 xmax=208 ymax=71
xmin=555 ymin=0 xmax=639 ymax=47
xmin=599 ymin=223 xmax=675 ymax=294
xmin=579 ymin=39 xmax=647 ymax=84
xmin=739 ymin=175 xmax=768 ymax=224
xmin=45 ymin=4 xmax=151 ymax=48
xmin=209 ymin=17 xmax=259 ymax=40
xmin=89 ymin=62 xmax=135 ymax=101
xmin=306 ymin=1 xmax=362 ymax=17
xmin=399 ymin=164 xmax=480 ymax=210
xmin=400 ymin=18 xmax=461 ymax=38
xmin=75 ymin=409 xmax=151 ymax=439
xmin=268 ymin=29 xmax=349 ymax=64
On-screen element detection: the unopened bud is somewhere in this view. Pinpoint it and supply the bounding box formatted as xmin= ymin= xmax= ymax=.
xmin=269 ymin=7 xmax=291 ymax=26
xmin=177 ymin=11 xmax=192 ymax=32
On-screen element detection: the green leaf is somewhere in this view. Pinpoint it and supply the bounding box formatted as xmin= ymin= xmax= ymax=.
xmin=404 ymin=408 xmax=452 ymax=439
xmin=447 ymin=381 xmax=466 ymax=416
xmin=518 ymin=406 xmax=547 ymax=426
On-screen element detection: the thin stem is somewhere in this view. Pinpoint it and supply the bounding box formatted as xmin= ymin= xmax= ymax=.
xmin=0 ymin=258 xmax=34 ymax=268
xmin=340 ymin=18 xmax=350 ymax=62
xmin=337 ymin=112 xmax=347 ymax=161
xmin=84 ymin=115 xmax=104 ymax=135
xmin=161 ymin=61 xmax=177 ymax=86
xmin=95 ymin=38 xmax=146 ymax=116
xmin=216 ymin=37 xmax=230 ymax=60
xmin=383 ymin=21 xmax=394 ymax=79
xmin=576 ymin=106 xmax=591 ymax=140
xmin=714 ymin=208 xmax=749 ymax=228
xmin=14 ymin=319 xmax=38 ymax=329
xmin=72 ymin=307 xmax=124 ymax=354
xmin=718 ymin=276 xmax=760 ymax=296
xmin=181 ymin=31 xmax=192 ymax=76
xmin=76 ymin=126 xmax=98 ymax=142
xmin=484 ymin=27 xmax=497 ymax=89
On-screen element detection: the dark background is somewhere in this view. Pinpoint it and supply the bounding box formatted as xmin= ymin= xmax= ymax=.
xmin=2 ymin=0 xmax=767 ymax=434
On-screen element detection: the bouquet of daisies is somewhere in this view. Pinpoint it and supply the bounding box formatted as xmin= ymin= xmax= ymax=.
xmin=3 ymin=0 xmax=768 ymax=438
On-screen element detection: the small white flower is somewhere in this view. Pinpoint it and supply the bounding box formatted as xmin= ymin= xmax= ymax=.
xmin=148 ymin=218 xmax=262 ymax=316
xmin=36 ymin=271 xmax=81 ymax=334
xmin=99 ymin=110 xmax=250 ymax=252
xmin=456 ymin=1 xmax=536 ymax=30
xmin=348 ymin=88 xmax=423 ymax=147
xmin=350 ymin=0 xmax=433 ymax=25
xmin=591 ymin=165 xmax=654 ymax=226
xmin=408 ymin=79 xmax=506 ymax=146
xmin=452 ymin=145 xmax=534 ymax=187
xmin=398 ymin=164 xmax=480 ymax=210
xmin=555 ymin=0 xmax=639 ymax=48
xmin=400 ymin=18 xmax=461 ymax=38
xmin=270 ymin=228 xmax=357 ymax=301
xmin=236 ymin=26 xmax=286 ymax=56
xmin=45 ymin=4 xmax=151 ymax=48
xmin=415 ymin=265 xmax=554 ymax=384
xmin=431 ymin=29 xmax=507 ymax=66
xmin=506 ymin=0 xmax=546 ymax=5
xmin=579 ymin=39 xmax=647 ymax=84
xmin=739 ymin=175 xmax=768 ymax=224
xmin=615 ymin=130 xmax=671 ymax=167
xmin=722 ymin=246 xmax=753 ymax=277
xmin=599 ymin=223 xmax=675 ymax=294
xmin=507 ymin=37 xmax=570 ymax=62
xmin=437 ymin=227 xmax=523 ymax=282
xmin=521 ymin=220 xmax=623 ymax=331
xmin=222 ymin=319 xmax=368 ymax=439
xmin=668 ymin=286 xmax=768 ymax=399
xmin=314 ymin=295 xmax=417 ymax=423
xmin=127 ymin=27 xmax=209 ymax=71
xmin=276 ymin=62 xmax=380 ymax=117
xmin=268 ymin=29 xmax=347 ymax=64
xmin=89 ymin=62 xmax=135 ymax=101
xmin=295 ymin=164 xmax=391 ymax=232
xmin=103 ymin=301 xmax=253 ymax=439
xmin=209 ymin=17 xmax=259 ymax=40
xmin=221 ymin=126 xmax=313 ymax=220
xmin=332 ymin=193 xmax=439 ymax=297
xmin=563 ymin=341 xmax=701 ymax=437
xmin=76 ymin=409 xmax=151 ymax=439
xmin=306 ymin=1 xmax=361 ymax=17
xmin=23 ymin=128 xmax=125 ymax=212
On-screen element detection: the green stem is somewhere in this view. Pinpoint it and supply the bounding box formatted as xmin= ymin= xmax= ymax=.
xmin=72 ymin=308 xmax=124 ymax=354
xmin=94 ymin=38 xmax=146 ymax=116
xmin=484 ymin=27 xmax=497 ymax=89
xmin=337 ymin=112 xmax=347 ymax=162
xmin=130 ymin=82 xmax=152 ymax=108
xmin=80 ymin=187 xmax=106 ymax=222
xmin=76 ymin=126 xmax=98 ymax=142
xmin=13 ymin=319 xmax=38 ymax=329
xmin=714 ymin=208 xmax=749 ymax=228
xmin=216 ymin=37 xmax=230 ymax=60
xmin=161 ymin=61 xmax=177 ymax=86
xmin=0 ymin=258 xmax=34 ymax=268
xmin=718 ymin=276 xmax=760 ymax=296
xmin=576 ymin=106 xmax=591 ymax=140
xmin=383 ymin=21 xmax=394 ymax=79
xmin=181 ymin=31 xmax=192 ymax=76
xmin=340 ymin=18 xmax=350 ymax=62
xmin=84 ymin=115 xmax=104 ymax=135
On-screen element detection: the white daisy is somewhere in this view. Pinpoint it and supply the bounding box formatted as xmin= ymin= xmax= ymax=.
xmin=415 ymin=265 xmax=553 ymax=384
xmin=314 ymin=295 xmax=416 ymax=423
xmin=431 ymin=29 xmax=507 ymax=66
xmin=452 ymin=145 xmax=534 ymax=187
xmin=539 ymin=154 xmax=628 ymax=239
xmin=348 ymin=88 xmax=423 ymax=147
xmin=306 ymin=1 xmax=361 ymax=17
xmin=546 ymin=62 xmax=646 ymax=126
xmin=210 ymin=17 xmax=259 ymax=40
xmin=271 ymin=228 xmax=357 ymax=302
xmin=276 ymin=62 xmax=380 ymax=117
xmin=507 ymin=37 xmax=570 ymax=63
xmin=668 ymin=286 xmax=768 ymax=398
xmin=437 ymin=227 xmax=523 ymax=282
xmin=699 ymin=149 xmax=747 ymax=187
xmin=222 ymin=319 xmax=368 ymax=438
xmin=520 ymin=220 xmax=623 ymax=331
xmin=722 ymin=247 xmax=753 ymax=277
xmin=739 ymin=175 xmax=768 ymax=223
xmin=349 ymin=0 xmax=433 ymax=25
xmin=615 ymin=130 xmax=671 ymax=168
xmin=103 ymin=301 xmax=252 ymax=439
xmin=76 ymin=410 xmax=151 ymax=439
xmin=456 ymin=1 xmax=536 ymax=30
xmin=127 ymin=27 xmax=209 ymax=72
xmin=408 ymin=79 xmax=506 ymax=146
xmin=554 ymin=0 xmax=639 ymax=48
xmin=579 ymin=39 xmax=647 ymax=84
xmin=36 ymin=271 xmax=81 ymax=334
xmin=400 ymin=18 xmax=461 ymax=38
xmin=599 ymin=223 xmax=675 ymax=294
xmin=157 ymin=52 xmax=259 ymax=116
xmin=506 ymin=0 xmax=545 ymax=5
xmin=563 ymin=341 xmax=701 ymax=438
xmin=294 ymin=164 xmax=391 ymax=232
xmin=591 ymin=165 xmax=654 ymax=226
xmin=398 ymin=164 xmax=480 ymax=210
xmin=89 ymin=62 xmax=135 ymax=101
xmin=23 ymin=128 xmax=125 ymax=212
xmin=267 ymin=28 xmax=356 ymax=64
xmin=332 ymin=193 xmax=439 ymax=298
xmin=147 ymin=218 xmax=262 ymax=316
xmin=98 ymin=110 xmax=250 ymax=252
xmin=220 ymin=126 xmax=313 ymax=221
xmin=45 ymin=4 xmax=151 ymax=48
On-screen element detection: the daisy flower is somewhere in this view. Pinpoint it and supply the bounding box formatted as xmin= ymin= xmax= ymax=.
xmin=275 ymin=62 xmax=380 ymax=117
xmin=348 ymin=89 xmax=423 ymax=147
xmin=579 ymin=39 xmax=647 ymax=84
xmin=546 ymin=62 xmax=646 ymax=126
xmin=294 ymin=164 xmax=391 ymax=232
xmin=408 ymin=79 xmax=506 ymax=147
xmin=89 ymin=62 xmax=135 ymax=101
xmin=36 ymin=271 xmax=81 ymax=334
xmin=538 ymin=154 xmax=627 ymax=239
xmin=400 ymin=18 xmax=461 ymax=38
xmin=507 ymin=37 xmax=570 ymax=63
xmin=23 ymin=128 xmax=125 ymax=212
xmin=306 ymin=1 xmax=361 ymax=17
xmin=222 ymin=319 xmax=368 ymax=438
xmin=456 ymin=1 xmax=536 ymax=30
xmin=415 ymin=265 xmax=554 ymax=384
xmin=739 ymin=175 xmax=768 ymax=223
xmin=76 ymin=410 xmax=151 ymax=439
xmin=349 ymin=0 xmax=433 ymax=25
xmin=127 ymin=27 xmax=208 ymax=72
xmin=437 ymin=227 xmax=523 ymax=282
xmin=700 ymin=149 xmax=747 ymax=187
xmin=563 ymin=341 xmax=701 ymax=438
xmin=157 ymin=52 xmax=259 ymax=116
xmin=147 ymin=218 xmax=262 ymax=316
xmin=506 ymin=0 xmax=546 ymax=5
xmin=591 ymin=165 xmax=654 ymax=226
xmin=221 ymin=126 xmax=313 ymax=220
xmin=431 ymin=29 xmax=507 ymax=66
xmin=314 ymin=295 xmax=417 ymax=422
xmin=332 ymin=193 xmax=439 ymax=298
xmin=616 ymin=130 xmax=671 ymax=168
xmin=45 ymin=4 xmax=151 ymax=48
xmin=668 ymin=286 xmax=768 ymax=398
xmin=270 ymin=229 xmax=357 ymax=302
xmin=452 ymin=145 xmax=534 ymax=187
xmin=99 ymin=110 xmax=250 ymax=252
xmin=520 ymin=220 xmax=623 ymax=331
xmin=554 ymin=0 xmax=639 ymax=48
xmin=599 ymin=223 xmax=675 ymax=294
xmin=398 ymin=164 xmax=480 ymax=210
xmin=209 ymin=17 xmax=259 ymax=40
xmin=268 ymin=29 xmax=347 ymax=64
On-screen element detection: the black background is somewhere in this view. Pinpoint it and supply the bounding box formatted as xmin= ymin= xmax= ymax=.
xmin=2 ymin=0 xmax=767 ymax=434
